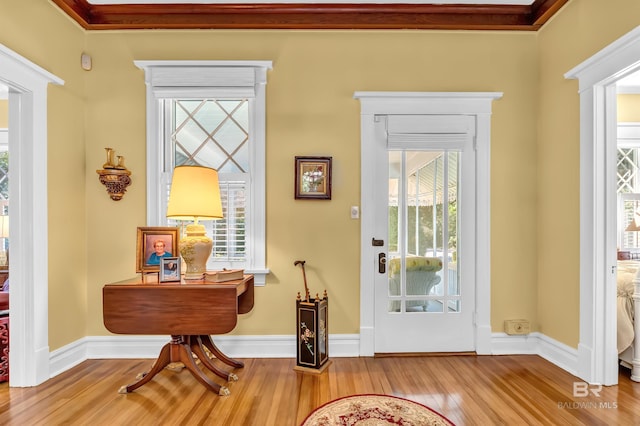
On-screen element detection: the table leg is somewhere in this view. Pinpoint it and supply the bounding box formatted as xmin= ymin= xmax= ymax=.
xmin=119 ymin=335 xmax=229 ymax=396
xmin=189 ymin=336 xmax=238 ymax=382
xmin=177 ymin=340 xmax=230 ymax=396
xmin=119 ymin=340 xmax=172 ymax=394
xmin=199 ymin=334 xmax=244 ymax=368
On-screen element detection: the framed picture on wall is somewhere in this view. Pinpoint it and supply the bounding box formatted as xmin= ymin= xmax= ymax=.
xmin=294 ymin=156 xmax=332 ymax=200
xmin=136 ymin=227 xmax=179 ymax=273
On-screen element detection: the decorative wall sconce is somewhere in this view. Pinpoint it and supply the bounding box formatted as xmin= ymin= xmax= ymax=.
xmin=96 ymin=147 xmax=131 ymax=201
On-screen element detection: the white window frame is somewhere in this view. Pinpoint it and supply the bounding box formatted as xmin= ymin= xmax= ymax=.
xmin=135 ymin=60 xmax=272 ymax=285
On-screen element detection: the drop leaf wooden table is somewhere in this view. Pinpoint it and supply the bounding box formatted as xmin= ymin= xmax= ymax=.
xmin=103 ymin=274 xmax=254 ymax=395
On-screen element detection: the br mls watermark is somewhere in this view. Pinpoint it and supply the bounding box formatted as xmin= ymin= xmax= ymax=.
xmin=557 ymin=383 xmax=618 ymax=410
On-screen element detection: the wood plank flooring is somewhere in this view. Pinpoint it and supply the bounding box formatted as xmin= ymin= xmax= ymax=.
xmin=0 ymin=355 xmax=638 ymax=425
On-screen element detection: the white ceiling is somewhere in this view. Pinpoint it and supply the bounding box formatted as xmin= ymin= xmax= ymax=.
xmin=88 ymin=0 xmax=535 ymax=4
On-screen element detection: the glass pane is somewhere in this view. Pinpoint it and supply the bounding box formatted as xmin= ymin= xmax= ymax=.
xmin=175 ymin=119 xmax=207 ymax=154
xmin=388 ymin=256 xmax=401 ymax=296
xmin=448 ymin=299 xmax=461 ymax=313
xmin=622 ymin=197 xmax=640 ymax=249
xmin=447 ymin=153 xmax=460 ymax=297
xmin=618 ymin=148 xmax=639 ymax=193
xmin=0 ymin=150 xmax=8 ymax=202
xmin=406 ymin=299 xmax=428 ymax=312
xmin=388 ymin=151 xmax=402 ymax=313
xmin=172 ymin=99 xmax=250 ymax=172
xmin=216 ymin=119 xmax=248 ymax=155
xmin=387 ymin=150 xmax=460 ymax=314
xmin=405 ymin=256 xmax=442 ymax=298
xmin=388 ymin=151 xmax=400 ymax=253
xmin=0 ymin=145 xmax=8 ymax=263
xmin=426 ymin=299 xmax=444 ymax=313
xmin=193 ymin=100 xmax=226 ymax=130
xmin=447 ymin=263 xmax=460 ymax=297
xmin=192 ymin=143 xmax=228 ymax=170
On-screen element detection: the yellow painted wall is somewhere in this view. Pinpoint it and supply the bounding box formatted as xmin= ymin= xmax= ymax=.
xmin=538 ymin=0 xmax=640 ymax=347
xmin=13 ymin=1 xmax=629 ymax=351
xmin=0 ymin=2 xmax=88 ymax=350
xmin=81 ymin=30 xmax=539 ymax=338
xmin=0 ymin=0 xmax=636 ymax=357
xmin=0 ymin=100 xmax=7 ymax=128
xmin=618 ymin=94 xmax=640 ymax=122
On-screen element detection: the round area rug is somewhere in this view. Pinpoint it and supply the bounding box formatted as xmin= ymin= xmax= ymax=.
xmin=301 ymin=394 xmax=455 ymax=426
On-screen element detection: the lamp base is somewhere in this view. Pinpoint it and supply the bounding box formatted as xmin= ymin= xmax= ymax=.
xmin=179 ymin=224 xmax=213 ymax=280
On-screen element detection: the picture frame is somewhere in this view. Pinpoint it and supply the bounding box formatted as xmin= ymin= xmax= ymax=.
xmin=159 ymin=257 xmax=181 ymax=282
xmin=136 ymin=227 xmax=180 ymax=273
xmin=294 ymin=156 xmax=332 ymax=200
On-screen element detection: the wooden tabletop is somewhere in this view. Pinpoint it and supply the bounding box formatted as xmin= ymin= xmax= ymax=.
xmin=103 ymin=274 xmax=254 ymax=336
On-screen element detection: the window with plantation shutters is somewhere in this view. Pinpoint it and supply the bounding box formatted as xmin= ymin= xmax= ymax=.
xmin=136 ymin=61 xmax=272 ymax=285
xmin=168 ymin=98 xmax=250 ymax=265
xmin=211 ymin=181 xmax=246 ymax=261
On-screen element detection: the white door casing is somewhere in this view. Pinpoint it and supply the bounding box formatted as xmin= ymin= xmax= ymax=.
xmin=565 ymin=25 xmax=640 ymax=385
xmin=0 ymin=43 xmax=63 ymax=386
xmin=354 ymin=92 xmax=502 ymax=356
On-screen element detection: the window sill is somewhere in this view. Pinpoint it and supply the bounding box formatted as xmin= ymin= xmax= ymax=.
xmin=245 ymin=268 xmax=270 ymax=286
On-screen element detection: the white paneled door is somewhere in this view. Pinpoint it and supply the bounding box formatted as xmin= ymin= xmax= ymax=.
xmin=372 ymin=115 xmax=476 ymax=353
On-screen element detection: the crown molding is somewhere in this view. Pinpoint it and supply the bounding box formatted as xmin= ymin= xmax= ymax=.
xmin=52 ymin=0 xmax=568 ymax=30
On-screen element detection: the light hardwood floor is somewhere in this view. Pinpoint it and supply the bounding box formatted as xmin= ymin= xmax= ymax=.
xmin=0 ymin=355 xmax=638 ymax=425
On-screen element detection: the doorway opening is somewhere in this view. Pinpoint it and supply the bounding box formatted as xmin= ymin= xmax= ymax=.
xmin=0 ymin=43 xmax=63 ymax=386
xmin=565 ymin=25 xmax=640 ymax=385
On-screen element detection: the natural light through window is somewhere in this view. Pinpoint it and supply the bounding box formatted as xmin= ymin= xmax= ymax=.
xmin=135 ymin=60 xmax=272 ymax=284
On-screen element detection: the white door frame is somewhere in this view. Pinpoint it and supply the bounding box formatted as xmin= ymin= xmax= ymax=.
xmin=565 ymin=25 xmax=640 ymax=386
xmin=0 ymin=44 xmax=63 ymax=386
xmin=354 ymin=92 xmax=502 ymax=356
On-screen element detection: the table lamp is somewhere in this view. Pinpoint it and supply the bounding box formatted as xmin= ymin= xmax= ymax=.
xmin=167 ymin=165 xmax=223 ymax=279
xmin=626 ymin=212 xmax=640 ymax=232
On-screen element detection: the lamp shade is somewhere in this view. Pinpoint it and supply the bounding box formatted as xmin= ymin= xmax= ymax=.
xmin=167 ymin=165 xmax=223 ymax=221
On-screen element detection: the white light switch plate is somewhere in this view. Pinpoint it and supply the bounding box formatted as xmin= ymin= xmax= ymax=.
xmin=350 ymin=206 xmax=359 ymax=219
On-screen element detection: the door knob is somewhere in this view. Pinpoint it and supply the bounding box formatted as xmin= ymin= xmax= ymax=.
xmin=378 ymin=253 xmax=386 ymax=274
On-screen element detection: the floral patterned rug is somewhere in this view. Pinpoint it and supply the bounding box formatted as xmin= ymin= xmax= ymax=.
xmin=301 ymin=394 xmax=455 ymax=426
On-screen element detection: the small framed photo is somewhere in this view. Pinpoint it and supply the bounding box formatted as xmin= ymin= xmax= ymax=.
xmin=136 ymin=227 xmax=179 ymax=273
xmin=295 ymin=156 xmax=332 ymax=200
xmin=160 ymin=257 xmax=181 ymax=282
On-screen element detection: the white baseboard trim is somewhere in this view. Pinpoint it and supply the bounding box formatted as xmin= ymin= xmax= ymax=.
xmin=49 ymin=332 xmax=579 ymax=380
xmin=49 ymin=334 xmax=360 ymax=378
xmin=491 ymin=332 xmax=579 ymax=377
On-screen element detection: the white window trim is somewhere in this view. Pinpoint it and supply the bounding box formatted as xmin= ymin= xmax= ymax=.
xmin=135 ymin=60 xmax=271 ymax=285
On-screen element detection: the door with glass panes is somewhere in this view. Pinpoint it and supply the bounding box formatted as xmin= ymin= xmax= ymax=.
xmin=373 ymin=115 xmax=476 ymax=353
